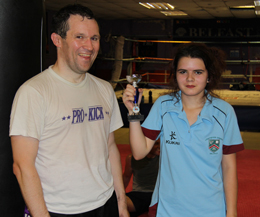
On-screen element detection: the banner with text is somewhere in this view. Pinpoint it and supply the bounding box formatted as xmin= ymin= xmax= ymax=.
xmin=173 ymin=19 xmax=260 ymax=41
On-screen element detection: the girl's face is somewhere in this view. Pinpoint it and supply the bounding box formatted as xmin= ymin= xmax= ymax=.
xmin=176 ymin=57 xmax=208 ymax=98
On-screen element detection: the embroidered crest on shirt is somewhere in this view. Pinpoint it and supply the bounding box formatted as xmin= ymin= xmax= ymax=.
xmin=209 ymin=139 xmax=220 ymax=153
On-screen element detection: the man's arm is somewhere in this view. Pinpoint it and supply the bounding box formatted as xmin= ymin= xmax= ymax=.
xmin=11 ymin=136 xmax=50 ymax=217
xmin=222 ymin=153 xmax=238 ymax=217
xmin=122 ymin=154 xmax=133 ymax=189
xmin=108 ymin=132 xmax=129 ymax=217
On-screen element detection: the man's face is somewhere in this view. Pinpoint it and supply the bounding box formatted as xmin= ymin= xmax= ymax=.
xmin=59 ymin=15 xmax=100 ymax=75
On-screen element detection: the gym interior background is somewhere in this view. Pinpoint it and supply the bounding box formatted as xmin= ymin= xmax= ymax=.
xmin=1 ymin=0 xmax=259 ymax=216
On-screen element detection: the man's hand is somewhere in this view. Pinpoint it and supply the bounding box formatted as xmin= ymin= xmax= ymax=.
xmin=118 ymin=197 xmax=130 ymax=217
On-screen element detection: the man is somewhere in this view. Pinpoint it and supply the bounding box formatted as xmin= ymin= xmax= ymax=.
xmin=123 ymin=141 xmax=160 ymax=217
xmin=10 ymin=4 xmax=128 ymax=217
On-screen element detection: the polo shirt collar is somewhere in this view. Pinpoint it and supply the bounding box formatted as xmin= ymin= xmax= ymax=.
xmin=164 ymin=92 xmax=183 ymax=114
xmin=163 ymin=93 xmax=187 ymax=122
xmin=165 ymin=91 xmax=214 ymax=123
xmin=199 ymin=96 xmax=214 ymax=123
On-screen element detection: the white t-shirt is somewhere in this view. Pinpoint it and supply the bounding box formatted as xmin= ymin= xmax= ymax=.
xmin=10 ymin=66 xmax=123 ymax=214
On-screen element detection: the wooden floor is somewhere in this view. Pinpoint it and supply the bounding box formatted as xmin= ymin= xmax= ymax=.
xmin=115 ymin=128 xmax=260 ymax=150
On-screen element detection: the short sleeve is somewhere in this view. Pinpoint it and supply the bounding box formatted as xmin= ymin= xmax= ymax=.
xmin=109 ymin=87 xmax=123 ymax=133
xmin=223 ymin=106 xmax=244 ymax=154
xmin=141 ymin=97 xmax=162 ymax=140
xmin=9 ymin=84 xmax=44 ymax=140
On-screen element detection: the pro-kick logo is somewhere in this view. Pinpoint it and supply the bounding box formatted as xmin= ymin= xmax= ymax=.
xmin=71 ymin=108 xmax=87 ymax=124
xmin=62 ymin=106 xmax=105 ymax=124
xmin=88 ymin=106 xmax=104 ymax=121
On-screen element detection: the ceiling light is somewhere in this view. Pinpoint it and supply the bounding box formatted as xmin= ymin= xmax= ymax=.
xmin=147 ymin=3 xmax=155 ymax=8
xmin=229 ymin=5 xmax=255 ymax=10
xmin=139 ymin=2 xmax=151 ymax=9
xmin=254 ymin=1 xmax=260 ymax=6
xmin=160 ymin=11 xmax=187 ymax=16
xmin=166 ymin=3 xmax=174 ymax=10
xmin=139 ymin=2 xmax=174 ymax=10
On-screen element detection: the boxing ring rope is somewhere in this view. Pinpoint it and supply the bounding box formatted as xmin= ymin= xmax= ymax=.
xmin=116 ymin=37 xmax=260 ymax=45
xmin=111 ymin=73 xmax=260 ymax=85
xmin=100 ymin=57 xmax=260 ymax=64
xmin=103 ymin=36 xmax=260 ymax=87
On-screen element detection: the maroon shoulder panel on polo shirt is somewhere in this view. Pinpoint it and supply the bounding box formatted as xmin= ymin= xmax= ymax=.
xmin=141 ymin=127 xmax=160 ymax=140
xmin=223 ymin=143 xmax=245 ymax=154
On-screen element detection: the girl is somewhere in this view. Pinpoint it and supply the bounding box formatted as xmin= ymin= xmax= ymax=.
xmin=123 ymin=43 xmax=244 ymax=217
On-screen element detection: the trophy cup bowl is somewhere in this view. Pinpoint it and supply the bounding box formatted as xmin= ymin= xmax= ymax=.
xmin=126 ymin=74 xmax=144 ymax=122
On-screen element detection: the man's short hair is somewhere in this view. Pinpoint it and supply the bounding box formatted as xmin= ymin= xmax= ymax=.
xmin=51 ymin=4 xmax=95 ymax=39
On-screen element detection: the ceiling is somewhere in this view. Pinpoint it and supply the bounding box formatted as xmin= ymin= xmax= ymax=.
xmin=44 ymin=0 xmax=259 ymax=19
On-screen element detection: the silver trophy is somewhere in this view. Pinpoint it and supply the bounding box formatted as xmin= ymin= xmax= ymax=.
xmin=126 ymin=74 xmax=144 ymax=122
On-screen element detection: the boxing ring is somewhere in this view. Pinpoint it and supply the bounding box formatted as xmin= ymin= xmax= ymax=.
xmin=105 ymin=37 xmax=260 ymax=131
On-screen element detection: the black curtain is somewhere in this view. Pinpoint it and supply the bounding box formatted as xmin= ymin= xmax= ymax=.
xmin=0 ymin=0 xmax=44 ymax=215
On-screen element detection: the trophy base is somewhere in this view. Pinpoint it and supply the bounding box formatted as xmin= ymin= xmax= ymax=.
xmin=128 ymin=114 xmax=144 ymax=122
